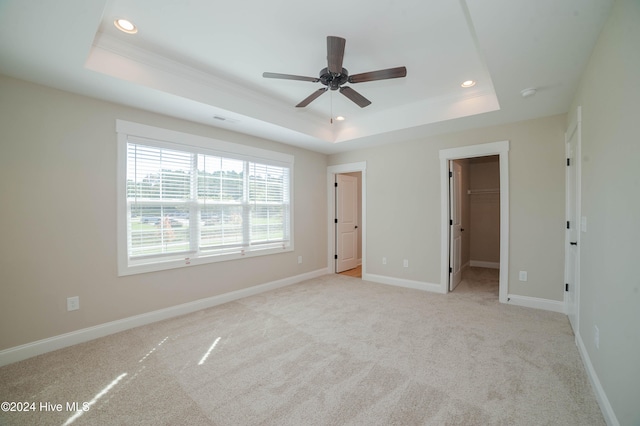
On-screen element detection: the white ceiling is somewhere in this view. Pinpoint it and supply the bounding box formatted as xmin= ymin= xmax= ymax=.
xmin=0 ymin=0 xmax=612 ymax=154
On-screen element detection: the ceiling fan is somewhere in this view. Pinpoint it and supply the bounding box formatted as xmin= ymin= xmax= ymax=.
xmin=263 ymin=36 xmax=407 ymax=108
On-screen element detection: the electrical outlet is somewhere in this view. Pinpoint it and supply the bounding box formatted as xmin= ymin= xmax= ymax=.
xmin=594 ymin=325 xmax=599 ymax=349
xmin=297 ymin=256 xmax=302 ymax=264
xmin=403 ymin=259 xmax=409 ymax=268
xmin=67 ymin=296 xmax=79 ymax=311
xmin=382 ymin=257 xmax=387 ymax=265
xmin=519 ymin=271 xmax=528 ymax=281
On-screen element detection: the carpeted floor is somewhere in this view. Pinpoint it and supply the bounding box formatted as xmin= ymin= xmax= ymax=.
xmin=0 ymin=268 xmax=605 ymax=425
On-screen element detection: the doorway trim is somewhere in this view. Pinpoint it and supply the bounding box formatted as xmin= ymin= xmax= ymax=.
xmin=564 ymin=106 xmax=582 ymax=332
xmin=327 ymin=162 xmax=366 ymax=274
xmin=439 ymin=141 xmax=510 ymax=302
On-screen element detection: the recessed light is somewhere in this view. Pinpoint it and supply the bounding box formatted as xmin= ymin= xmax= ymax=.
xmin=114 ymin=18 xmax=137 ymax=34
xmin=336 ymin=116 xmax=345 ymax=121
xmin=461 ymin=80 xmax=476 ymax=88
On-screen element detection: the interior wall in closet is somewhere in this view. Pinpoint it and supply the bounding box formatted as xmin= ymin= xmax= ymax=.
xmin=469 ymin=155 xmax=500 ymax=267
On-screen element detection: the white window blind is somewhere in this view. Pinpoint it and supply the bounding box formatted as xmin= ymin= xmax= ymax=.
xmin=117 ymin=120 xmax=293 ymax=275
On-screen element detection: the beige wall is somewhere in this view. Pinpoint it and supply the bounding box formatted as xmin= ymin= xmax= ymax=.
xmin=329 ymin=114 xmax=566 ymax=300
xmin=0 ymin=75 xmax=328 ymax=351
xmin=567 ymin=0 xmax=640 ymax=424
xmin=469 ymin=156 xmax=500 ymax=264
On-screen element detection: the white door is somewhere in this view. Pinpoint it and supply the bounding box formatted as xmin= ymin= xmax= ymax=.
xmin=565 ymin=107 xmax=581 ymax=333
xmin=449 ymin=161 xmax=463 ymax=291
xmin=336 ymin=174 xmax=358 ymax=273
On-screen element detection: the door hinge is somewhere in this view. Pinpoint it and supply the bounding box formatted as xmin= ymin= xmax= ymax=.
xmin=450 ymin=219 xmax=453 ymax=226
xmin=335 ymin=218 xmax=338 ymax=224
xmin=565 ymin=283 xmax=569 ymax=292
xmin=567 ymin=158 xmax=570 ymax=166
xmin=566 ymin=221 xmax=570 ymax=229
xmin=334 ymin=182 xmax=338 ymax=187
xmin=334 ymin=254 xmax=338 ymax=260
xmin=449 ymin=171 xmax=453 ymax=178
xmin=449 ymin=267 xmax=453 ymax=273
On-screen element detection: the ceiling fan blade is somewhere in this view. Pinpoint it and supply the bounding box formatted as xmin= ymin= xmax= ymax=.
xmin=296 ymin=88 xmax=328 ymax=107
xmin=348 ymin=66 xmax=407 ymax=84
xmin=327 ymin=36 xmax=346 ymax=75
xmin=339 ymin=86 xmax=371 ymax=108
xmin=263 ymin=72 xmax=320 ymax=83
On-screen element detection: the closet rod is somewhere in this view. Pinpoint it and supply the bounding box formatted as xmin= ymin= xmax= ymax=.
xmin=467 ymin=188 xmax=500 ymax=195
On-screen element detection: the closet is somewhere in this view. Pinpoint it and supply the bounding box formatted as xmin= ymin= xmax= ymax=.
xmin=467 ymin=155 xmax=500 ymax=269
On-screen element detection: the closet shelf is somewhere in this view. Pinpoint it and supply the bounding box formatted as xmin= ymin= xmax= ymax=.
xmin=467 ymin=188 xmax=500 ymax=195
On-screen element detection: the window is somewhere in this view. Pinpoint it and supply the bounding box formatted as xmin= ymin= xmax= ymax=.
xmin=117 ymin=120 xmax=293 ymax=275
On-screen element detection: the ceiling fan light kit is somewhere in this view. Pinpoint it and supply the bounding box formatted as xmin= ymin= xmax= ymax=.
xmin=263 ymin=36 xmax=407 ymax=108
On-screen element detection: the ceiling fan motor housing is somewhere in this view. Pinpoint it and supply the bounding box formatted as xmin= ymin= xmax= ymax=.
xmin=319 ymin=67 xmax=349 ymax=90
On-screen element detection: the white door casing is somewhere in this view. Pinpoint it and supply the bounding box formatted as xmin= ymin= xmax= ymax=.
xmin=449 ymin=161 xmax=463 ymax=290
xmin=565 ymin=106 xmax=582 ymax=333
xmin=336 ymin=174 xmax=359 ymax=273
xmin=439 ymin=141 xmax=509 ymax=302
xmin=327 ymin=162 xmax=366 ymax=276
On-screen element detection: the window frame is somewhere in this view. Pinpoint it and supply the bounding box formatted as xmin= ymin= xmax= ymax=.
xmin=117 ymin=120 xmax=294 ymax=276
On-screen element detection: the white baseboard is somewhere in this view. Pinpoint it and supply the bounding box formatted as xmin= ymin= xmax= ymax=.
xmin=0 ymin=268 xmax=327 ymax=367
xmin=470 ymin=260 xmax=500 ymax=269
xmin=363 ymin=273 xmax=444 ymax=294
xmin=575 ymin=333 xmax=619 ymax=426
xmin=503 ymin=291 xmax=619 ymax=425
xmin=506 ymin=294 xmax=565 ymax=313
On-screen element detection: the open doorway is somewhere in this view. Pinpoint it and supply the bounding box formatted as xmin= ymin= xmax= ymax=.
xmin=439 ymin=141 xmax=509 ymax=303
xmin=449 ymin=156 xmax=501 ymax=295
xmin=327 ymin=163 xmax=366 ymax=278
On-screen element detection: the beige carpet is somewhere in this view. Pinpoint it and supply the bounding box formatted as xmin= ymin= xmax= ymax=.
xmin=0 ymin=268 xmax=604 ymax=425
